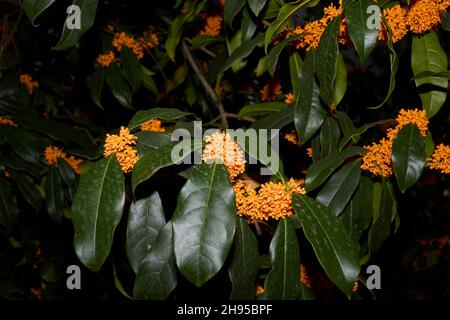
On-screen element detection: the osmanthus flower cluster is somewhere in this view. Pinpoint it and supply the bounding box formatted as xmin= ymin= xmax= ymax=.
xmin=201 ymin=131 xmax=307 ymax=221
xmin=103 ymin=126 xmax=140 ymax=173
xmin=140 ymin=119 xmax=165 ymax=132
xmin=19 ymin=73 xmax=39 ymax=95
xmin=199 ymin=15 xmax=223 ymax=37
xmin=428 ymin=144 xmax=450 ymax=174
xmin=361 ymin=108 xmax=429 ymax=177
xmin=0 ymin=117 xmax=18 ymax=127
xmin=44 ymin=146 xmax=83 ymax=174
xmin=96 ymin=26 xmax=160 ymax=68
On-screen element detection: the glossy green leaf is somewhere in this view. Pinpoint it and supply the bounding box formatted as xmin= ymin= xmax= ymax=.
xmin=128 ymin=108 xmax=192 ymax=131
xmin=0 ymin=179 xmax=20 ymax=233
xmin=22 ymin=0 xmax=56 ymax=26
xmin=333 ymin=53 xmax=347 ymax=107
xmin=264 ymin=219 xmax=300 ymax=300
xmin=346 ymin=0 xmax=379 ymax=62
xmin=241 ymin=7 xmax=258 ymax=42
xmin=106 ymin=63 xmax=132 ymax=108
xmin=173 ymin=163 xmax=236 ymax=287
xmin=72 ymin=156 xmax=125 ymax=272
xmin=55 ymin=0 xmax=99 ymax=50
xmin=0 ymin=126 xmax=40 ymax=164
xmin=45 ymin=167 xmax=65 ymax=222
xmin=316 ymin=159 xmax=361 ymax=217
xmin=132 ymin=140 xmax=201 ymax=192
xmin=251 ymin=107 xmax=294 ymax=130
xmin=267 ymin=40 xmax=289 ymax=76
xmin=340 ymin=176 xmax=373 ymax=243
xmin=264 ymin=0 xmax=319 ymax=52
xmin=293 ymin=194 xmax=360 ymax=297
xmin=425 ymin=131 xmax=435 ymax=159
xmin=335 ymin=111 xmax=356 ymax=139
xmin=134 ymin=131 xmax=171 ymax=156
xmin=9 ymin=170 xmax=42 ymax=211
xmin=224 ymin=0 xmax=246 ymax=26
xmin=238 ymin=102 xmax=287 ymax=118
xmin=142 ymin=66 xmax=158 ymax=95
xmin=391 ymin=124 xmax=426 ymax=193
xmin=221 ymin=33 xmax=265 ymax=74
xmin=411 ymin=31 xmax=448 ymax=118
xmin=294 ymin=51 xmax=326 ymax=145
xmin=339 ymin=119 xmax=391 ymax=151
xmin=319 ymin=116 xmax=341 ymax=159
xmin=0 ymin=155 xmax=41 ymax=178
xmin=86 ymin=70 xmax=104 ymax=110
xmin=229 ymin=217 xmax=259 ymax=300
xmin=247 ymin=0 xmax=267 ymax=16
xmin=289 ymin=52 xmax=303 ymax=97
xmin=122 ymin=48 xmax=143 ymax=93
xmin=316 ymin=17 xmax=340 ymax=106
xmin=133 ymin=221 xmax=177 ymax=300
xmin=127 ymin=192 xmax=166 ymax=273
xmin=305 ymin=146 xmax=365 ymax=191
xmin=368 ymin=180 xmax=395 ymax=254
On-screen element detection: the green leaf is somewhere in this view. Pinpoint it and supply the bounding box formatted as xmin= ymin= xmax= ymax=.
xmin=229 ymin=217 xmax=259 ymax=300
xmin=368 ymin=16 xmax=397 ymax=109
xmin=173 ymin=163 xmax=236 ymax=287
xmin=264 ymin=0 xmax=319 ymax=52
xmin=0 ymin=155 xmax=41 ymax=178
xmin=267 ymin=40 xmax=289 ymax=76
xmin=289 ymin=52 xmax=303 ymax=97
xmin=9 ymin=170 xmax=42 ymax=211
xmin=346 ymin=0 xmax=379 ymax=62
xmin=441 ymin=11 xmax=450 ymax=31
xmin=238 ymin=102 xmax=287 ymax=118
xmin=305 ymin=146 xmax=365 ymax=191
xmin=192 ymin=35 xmax=221 ymax=50
xmin=251 ymin=107 xmax=294 ymax=130
xmin=425 ymin=131 xmax=435 ymax=159
xmin=122 ymin=48 xmax=143 ymax=94
xmin=335 ymin=111 xmax=356 ymax=139
xmin=334 ymin=53 xmax=347 ymax=107
xmin=340 ymin=176 xmax=373 ymax=244
xmin=293 ymin=194 xmax=360 ymax=297
xmin=339 ymin=119 xmax=391 ymax=151
xmin=224 ymin=0 xmax=246 ymax=26
xmin=411 ymin=31 xmax=448 ymax=118
xmin=142 ymin=66 xmax=158 ymax=94
xmin=241 ymin=7 xmax=258 ymax=42
xmin=247 ymin=0 xmax=267 ymax=16
xmin=319 ymin=116 xmax=341 ymax=159
xmin=54 ymin=0 xmax=99 ymax=51
xmin=0 ymin=126 xmax=40 ymax=164
xmin=294 ymin=51 xmax=326 ymax=145
xmin=86 ymin=70 xmax=104 ymax=110
xmin=391 ymin=124 xmax=426 ymax=193
xmin=127 ymin=192 xmax=166 ymax=273
xmin=0 ymin=179 xmax=19 ymax=233
xmin=128 ymin=108 xmax=192 ymax=131
xmin=316 ymin=159 xmax=361 ymax=217
xmin=72 ymin=156 xmax=125 ymax=272
xmin=134 ymin=131 xmax=171 ymax=156
xmin=133 ymin=221 xmax=177 ymax=300
xmin=264 ymin=219 xmax=300 ymax=300
xmin=106 ymin=63 xmax=132 ymax=108
xmin=131 ymin=140 xmax=201 ymax=193
xmin=316 ymin=17 xmax=341 ymax=106
xmin=45 ymin=167 xmax=65 ymax=222
xmin=221 ymin=33 xmax=265 ymax=75
xmin=22 ymin=0 xmax=56 ymax=26
xmin=368 ymin=180 xmax=394 ymax=254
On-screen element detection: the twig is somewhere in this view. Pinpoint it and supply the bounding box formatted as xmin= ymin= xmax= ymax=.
xmin=184 ymin=37 xmax=217 ymax=58
xmin=253 ymin=221 xmax=262 ymax=236
xmin=206 ymin=112 xmax=255 ymax=126
xmin=181 ymin=38 xmax=228 ymax=128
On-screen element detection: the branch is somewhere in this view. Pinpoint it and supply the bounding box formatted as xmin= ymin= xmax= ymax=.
xmin=182 ymin=38 xmax=228 ymax=128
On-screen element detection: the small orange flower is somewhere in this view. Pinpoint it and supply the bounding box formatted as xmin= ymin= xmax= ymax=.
xmin=113 ymin=32 xmax=144 ymax=59
xmin=202 ymin=132 xmax=246 ymax=180
xmin=378 ymin=4 xmax=408 ymax=43
xmin=0 ymin=117 xmax=18 ymax=127
xmin=256 ymin=285 xmax=265 ymax=297
xmin=352 ymin=281 xmax=359 ymax=293
xmin=140 ymin=32 xmax=160 ymax=49
xmin=300 ymin=265 xmax=312 ymax=288
xmin=19 ymin=74 xmax=39 ymax=94
xmin=306 ymin=147 xmax=313 ymax=158
xmin=406 ymin=0 xmax=441 ymax=34
xmin=44 ymin=146 xmax=83 ymax=174
xmin=428 ymin=144 xmax=450 ymax=174
xmin=284 ymin=92 xmax=295 ymax=105
xmin=96 ymin=51 xmax=115 ymax=68
xmin=104 ymin=126 xmax=139 ymax=173
xmin=199 ymin=15 xmax=223 ymax=37
xmin=284 ymin=131 xmax=298 ymax=145
xmin=140 ymin=119 xmax=165 ymax=132
xmin=260 ymin=81 xmax=282 ymax=102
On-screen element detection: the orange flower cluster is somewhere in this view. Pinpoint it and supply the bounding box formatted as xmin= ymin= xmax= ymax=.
xmin=199 ymin=15 xmax=223 ymax=37
xmin=234 ymin=178 xmax=306 ymax=221
xmin=96 ymin=51 xmax=115 ymax=68
xmin=361 ymin=109 xmax=429 ymax=177
xmin=19 ymin=74 xmax=39 ymax=94
xmin=140 ymin=119 xmax=165 ymax=132
xmin=406 ymin=0 xmax=444 ymax=34
xmin=352 ymin=281 xmax=359 ymax=293
xmin=260 ymin=81 xmax=282 ymax=101
xmin=284 ymin=131 xmax=298 ymax=145
xmin=306 ymin=147 xmax=313 ymax=158
xmin=300 ymin=265 xmax=312 ymax=288
xmin=378 ymin=4 xmax=408 ymax=43
xmin=0 ymin=117 xmax=18 ymax=127
xmin=140 ymin=32 xmax=160 ymax=49
xmin=284 ymin=92 xmax=295 ymax=105
xmin=44 ymin=146 xmax=83 ymax=174
xmin=428 ymin=144 xmax=450 ymax=174
xmin=113 ymin=32 xmax=145 ymax=59
xmin=202 ymin=132 xmax=246 ymax=180
xmin=256 ymin=285 xmax=265 ymax=297
xmin=103 ymin=126 xmax=139 ymax=173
